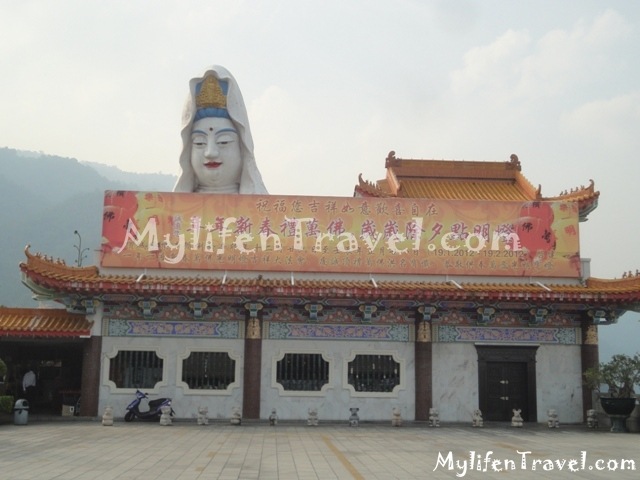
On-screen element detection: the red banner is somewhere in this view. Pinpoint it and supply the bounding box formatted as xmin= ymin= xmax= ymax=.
xmin=101 ymin=191 xmax=580 ymax=277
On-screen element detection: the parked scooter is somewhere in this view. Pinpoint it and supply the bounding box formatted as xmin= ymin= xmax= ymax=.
xmin=124 ymin=389 xmax=175 ymax=422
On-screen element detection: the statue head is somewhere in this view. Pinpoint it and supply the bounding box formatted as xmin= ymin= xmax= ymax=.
xmin=173 ymin=65 xmax=268 ymax=194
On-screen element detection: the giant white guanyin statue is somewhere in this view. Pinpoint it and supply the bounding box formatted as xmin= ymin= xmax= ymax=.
xmin=173 ymin=65 xmax=268 ymax=194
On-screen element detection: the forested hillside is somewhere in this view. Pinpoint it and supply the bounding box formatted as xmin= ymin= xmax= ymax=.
xmin=0 ymin=148 xmax=176 ymax=306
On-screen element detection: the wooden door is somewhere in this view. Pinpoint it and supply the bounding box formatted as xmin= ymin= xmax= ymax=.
xmin=484 ymin=361 xmax=529 ymax=421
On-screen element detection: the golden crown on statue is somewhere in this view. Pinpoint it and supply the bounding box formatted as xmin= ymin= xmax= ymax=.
xmin=196 ymin=75 xmax=227 ymax=109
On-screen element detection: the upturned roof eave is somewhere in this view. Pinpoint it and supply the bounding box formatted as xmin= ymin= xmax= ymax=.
xmin=19 ymin=259 xmax=640 ymax=308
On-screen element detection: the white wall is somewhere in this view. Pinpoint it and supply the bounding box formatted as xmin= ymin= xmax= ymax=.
xmin=536 ymin=344 xmax=583 ymax=423
xmin=432 ymin=343 xmax=584 ymax=424
xmin=260 ymin=339 xmax=415 ymax=421
xmin=432 ymin=343 xmax=479 ymax=422
xmin=99 ymin=336 xmax=244 ymax=420
xmin=98 ymin=336 xmax=584 ymax=423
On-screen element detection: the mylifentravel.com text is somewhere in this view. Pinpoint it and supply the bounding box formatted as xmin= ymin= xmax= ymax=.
xmin=433 ymin=450 xmax=636 ymax=477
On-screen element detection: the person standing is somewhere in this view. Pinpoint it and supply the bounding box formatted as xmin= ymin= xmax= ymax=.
xmin=22 ymin=367 xmax=37 ymax=407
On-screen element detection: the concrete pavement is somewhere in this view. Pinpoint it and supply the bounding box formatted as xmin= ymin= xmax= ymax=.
xmin=0 ymin=419 xmax=638 ymax=479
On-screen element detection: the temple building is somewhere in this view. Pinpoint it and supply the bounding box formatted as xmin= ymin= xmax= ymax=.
xmin=4 ymin=153 xmax=640 ymax=424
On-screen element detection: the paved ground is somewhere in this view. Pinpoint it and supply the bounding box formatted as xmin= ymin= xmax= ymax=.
xmin=0 ymin=418 xmax=638 ymax=480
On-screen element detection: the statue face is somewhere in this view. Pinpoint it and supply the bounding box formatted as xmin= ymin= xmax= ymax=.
xmin=190 ymin=117 xmax=242 ymax=191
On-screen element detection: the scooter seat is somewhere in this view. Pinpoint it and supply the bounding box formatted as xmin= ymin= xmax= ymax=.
xmin=148 ymin=398 xmax=169 ymax=409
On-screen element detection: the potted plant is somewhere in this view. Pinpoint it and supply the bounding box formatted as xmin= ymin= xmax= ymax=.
xmin=0 ymin=357 xmax=14 ymax=422
xmin=584 ymin=353 xmax=640 ymax=432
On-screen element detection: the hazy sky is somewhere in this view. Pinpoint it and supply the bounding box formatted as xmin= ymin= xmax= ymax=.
xmin=1 ymin=0 xmax=639 ymax=358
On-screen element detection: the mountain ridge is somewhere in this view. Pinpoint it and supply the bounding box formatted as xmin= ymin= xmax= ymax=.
xmin=0 ymin=147 xmax=176 ymax=307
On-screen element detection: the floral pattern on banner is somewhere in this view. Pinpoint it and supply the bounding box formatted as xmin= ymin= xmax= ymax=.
xmin=267 ymin=322 xmax=409 ymax=341
xmin=106 ymin=319 xmax=240 ymax=338
xmin=436 ymin=325 xmax=578 ymax=344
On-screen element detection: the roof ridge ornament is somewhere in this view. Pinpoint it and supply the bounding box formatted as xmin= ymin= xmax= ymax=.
xmin=356 ymin=173 xmax=389 ymax=197
xmin=559 ymin=179 xmax=597 ymax=198
xmin=385 ymin=150 xmax=398 ymax=168
xmin=508 ymin=154 xmax=521 ymax=170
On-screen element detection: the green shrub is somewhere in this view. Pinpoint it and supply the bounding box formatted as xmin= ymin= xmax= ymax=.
xmin=584 ymin=353 xmax=640 ymax=398
xmin=0 ymin=395 xmax=14 ymax=414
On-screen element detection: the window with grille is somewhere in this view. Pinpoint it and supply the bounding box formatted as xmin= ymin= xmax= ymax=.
xmin=276 ymin=353 xmax=329 ymax=391
xmin=182 ymin=351 xmax=236 ymax=390
xmin=109 ymin=350 xmax=163 ymax=389
xmin=348 ymin=354 xmax=400 ymax=392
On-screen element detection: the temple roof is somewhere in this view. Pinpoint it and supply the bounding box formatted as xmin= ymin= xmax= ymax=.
xmin=355 ymin=152 xmax=599 ymax=221
xmin=0 ymin=306 xmax=92 ymax=337
xmin=19 ymin=247 xmax=640 ymax=312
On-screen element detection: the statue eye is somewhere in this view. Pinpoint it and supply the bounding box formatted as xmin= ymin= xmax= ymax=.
xmin=192 ymin=135 xmax=207 ymax=147
xmin=216 ymin=135 xmax=235 ymax=146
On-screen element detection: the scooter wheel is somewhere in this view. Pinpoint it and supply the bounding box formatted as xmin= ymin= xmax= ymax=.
xmin=124 ymin=411 xmax=135 ymax=422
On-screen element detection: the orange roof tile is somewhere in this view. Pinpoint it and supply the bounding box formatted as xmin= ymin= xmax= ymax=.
xmin=385 ymin=154 xmax=526 ymax=180
xmin=0 ymin=307 xmax=92 ymax=337
xmin=397 ymin=179 xmax=531 ymax=201
xmin=18 ymin=247 xmax=640 ymax=307
xmin=356 ymin=153 xmax=599 ymax=219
